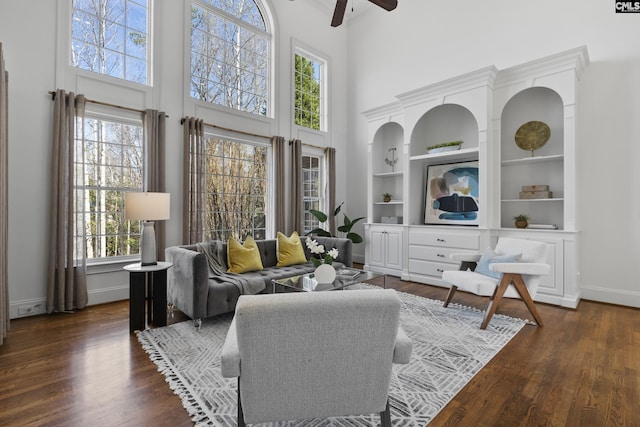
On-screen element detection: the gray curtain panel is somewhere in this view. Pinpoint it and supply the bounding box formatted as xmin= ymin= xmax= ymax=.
xmin=182 ymin=117 xmax=205 ymax=244
xmin=289 ymin=139 xmax=303 ymax=234
xmin=145 ymin=110 xmax=167 ymax=261
xmin=272 ymin=136 xmax=286 ymax=234
xmin=0 ymin=43 xmax=8 ymax=343
xmin=325 ymin=147 xmax=336 ymax=235
xmin=47 ymin=90 xmax=88 ymax=313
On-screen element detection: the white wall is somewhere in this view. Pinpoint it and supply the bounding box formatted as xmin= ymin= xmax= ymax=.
xmin=346 ymin=0 xmax=640 ymax=306
xmin=0 ymin=0 xmax=348 ymax=317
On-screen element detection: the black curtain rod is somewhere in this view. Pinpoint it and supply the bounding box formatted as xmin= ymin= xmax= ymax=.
xmin=180 ymin=117 xmax=270 ymax=140
xmin=49 ymin=91 xmax=168 ymax=118
xmin=288 ymin=139 xmax=328 ymax=151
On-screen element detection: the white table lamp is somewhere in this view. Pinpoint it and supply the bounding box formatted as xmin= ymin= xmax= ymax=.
xmin=125 ymin=192 xmax=170 ymax=266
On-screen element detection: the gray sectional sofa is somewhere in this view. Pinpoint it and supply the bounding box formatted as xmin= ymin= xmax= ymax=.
xmin=165 ymin=235 xmax=353 ymax=323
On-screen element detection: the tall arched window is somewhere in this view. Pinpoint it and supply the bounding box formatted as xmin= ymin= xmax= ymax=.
xmin=190 ymin=0 xmax=271 ymax=116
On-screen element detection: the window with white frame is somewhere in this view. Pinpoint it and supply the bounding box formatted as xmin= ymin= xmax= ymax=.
xmin=302 ymin=153 xmax=325 ymax=233
xmin=200 ymin=135 xmax=269 ymax=240
xmin=190 ymin=0 xmax=270 ymax=116
xmin=294 ymin=50 xmax=326 ymax=131
xmin=71 ymin=0 xmax=150 ymax=85
xmin=76 ymin=113 xmax=144 ymax=260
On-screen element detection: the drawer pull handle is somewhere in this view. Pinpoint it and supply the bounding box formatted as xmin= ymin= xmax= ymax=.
xmin=437 ymin=253 xmax=445 ymax=258
xmin=437 ymin=238 xmax=445 ymax=242
xmin=436 ymin=268 xmax=444 ymax=273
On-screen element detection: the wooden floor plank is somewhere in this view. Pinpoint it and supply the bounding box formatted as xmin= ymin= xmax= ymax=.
xmin=1 ymin=276 xmax=639 ymax=426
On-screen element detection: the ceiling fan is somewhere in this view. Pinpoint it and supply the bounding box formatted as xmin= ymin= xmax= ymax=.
xmin=331 ymin=0 xmax=398 ymax=27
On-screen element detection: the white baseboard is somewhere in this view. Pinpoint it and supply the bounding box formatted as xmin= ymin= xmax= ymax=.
xmin=87 ymin=285 xmax=129 ymax=306
xmin=9 ymin=286 xmax=129 ymax=320
xmin=580 ymin=285 xmax=640 ymax=308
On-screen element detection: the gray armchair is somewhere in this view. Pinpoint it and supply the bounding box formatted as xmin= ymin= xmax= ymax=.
xmin=220 ymin=289 xmax=412 ymax=426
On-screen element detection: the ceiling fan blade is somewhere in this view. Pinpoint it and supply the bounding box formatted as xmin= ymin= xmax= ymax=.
xmin=369 ymin=0 xmax=398 ymax=11
xmin=331 ymin=0 xmax=348 ymax=27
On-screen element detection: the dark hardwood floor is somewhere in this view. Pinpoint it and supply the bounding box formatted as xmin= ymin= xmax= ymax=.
xmin=1 ymin=276 xmax=639 ymax=426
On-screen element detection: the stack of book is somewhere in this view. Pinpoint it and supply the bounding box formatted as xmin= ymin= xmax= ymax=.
xmin=519 ymin=185 xmax=552 ymax=199
xmin=527 ymin=223 xmax=558 ymax=230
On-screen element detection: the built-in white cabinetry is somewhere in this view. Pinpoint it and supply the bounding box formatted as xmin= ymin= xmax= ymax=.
xmin=407 ymin=227 xmax=485 ymax=287
xmin=362 ymin=46 xmax=589 ymax=308
xmin=365 ymin=224 xmax=403 ymax=276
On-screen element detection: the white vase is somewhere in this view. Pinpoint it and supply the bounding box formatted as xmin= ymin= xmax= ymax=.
xmin=314 ymin=263 xmax=336 ymax=284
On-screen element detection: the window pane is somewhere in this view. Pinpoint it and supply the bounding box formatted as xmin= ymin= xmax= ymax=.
xmin=190 ymin=2 xmax=270 ymax=116
xmin=302 ymin=154 xmax=323 ymax=233
xmin=197 ymin=136 xmax=269 ymax=241
xmin=294 ymin=53 xmax=325 ymax=131
xmin=71 ymin=0 xmax=149 ymax=85
xmin=75 ymin=117 xmax=144 ymax=260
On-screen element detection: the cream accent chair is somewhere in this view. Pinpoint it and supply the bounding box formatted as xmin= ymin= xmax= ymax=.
xmin=441 ymin=237 xmax=550 ymax=329
xmin=220 ymin=289 xmax=412 ymax=426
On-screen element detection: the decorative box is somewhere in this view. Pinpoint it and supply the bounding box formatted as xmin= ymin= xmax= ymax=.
xmin=522 ymin=185 xmax=549 ymax=192
xmin=519 ymin=190 xmax=553 ymax=199
xmin=381 ymin=216 xmax=403 ymax=224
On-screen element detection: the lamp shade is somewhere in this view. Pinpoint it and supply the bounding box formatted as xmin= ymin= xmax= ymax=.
xmin=125 ymin=192 xmax=170 ymax=221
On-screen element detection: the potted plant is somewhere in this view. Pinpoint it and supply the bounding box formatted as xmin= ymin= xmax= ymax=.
xmin=307 ymin=202 xmax=364 ymax=244
xmin=426 ymin=140 xmax=464 ymax=154
xmin=383 ymin=193 xmax=392 ymax=203
xmin=514 ymin=214 xmax=530 ymax=229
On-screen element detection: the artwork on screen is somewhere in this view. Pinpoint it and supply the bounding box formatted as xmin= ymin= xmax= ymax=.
xmin=424 ymin=160 xmax=479 ymax=226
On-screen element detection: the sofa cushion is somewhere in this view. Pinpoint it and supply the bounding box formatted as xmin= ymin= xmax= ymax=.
xmin=227 ymin=236 xmax=264 ymax=274
xmin=276 ymin=231 xmax=307 ymax=267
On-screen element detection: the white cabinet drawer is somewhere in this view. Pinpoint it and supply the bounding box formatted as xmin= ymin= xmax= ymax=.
xmin=408 ymin=245 xmax=460 ymax=264
xmin=408 ymin=231 xmax=479 ymax=250
xmin=408 ymin=259 xmax=460 ymax=278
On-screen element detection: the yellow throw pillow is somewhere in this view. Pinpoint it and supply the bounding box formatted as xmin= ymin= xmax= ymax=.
xmin=227 ymin=236 xmax=264 ymax=273
xmin=276 ymin=231 xmax=308 ymax=267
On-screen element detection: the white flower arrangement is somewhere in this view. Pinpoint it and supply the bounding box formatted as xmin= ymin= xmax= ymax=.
xmin=305 ymin=238 xmax=339 ymax=267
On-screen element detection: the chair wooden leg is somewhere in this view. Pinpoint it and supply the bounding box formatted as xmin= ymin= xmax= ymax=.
xmin=443 ymin=285 xmax=458 ymax=308
xmin=480 ymin=274 xmax=512 ymax=329
xmin=379 ymin=398 xmax=391 ymax=427
xmin=511 ymin=274 xmax=543 ymax=326
xmin=237 ymin=379 xmax=246 ymax=427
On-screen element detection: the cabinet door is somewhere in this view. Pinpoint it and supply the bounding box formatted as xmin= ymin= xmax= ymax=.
xmin=369 ymin=228 xmax=386 ymax=268
xmin=385 ymin=229 xmax=403 ymax=270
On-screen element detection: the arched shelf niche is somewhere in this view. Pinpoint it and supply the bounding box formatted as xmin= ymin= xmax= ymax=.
xmin=370 ymin=121 xmax=404 ymax=223
xmin=408 ymin=104 xmax=480 ymax=226
xmin=372 ymin=121 xmax=404 ymax=175
xmin=409 ymin=104 xmax=479 ymax=157
xmin=500 ymin=86 xmax=565 ymax=229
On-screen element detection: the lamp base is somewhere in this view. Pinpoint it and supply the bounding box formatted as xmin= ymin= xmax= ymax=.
xmin=140 ymin=221 xmax=157 ymax=266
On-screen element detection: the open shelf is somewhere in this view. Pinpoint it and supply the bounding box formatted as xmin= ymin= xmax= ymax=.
xmin=373 ymin=171 xmax=403 ymax=178
xmin=501 ymin=198 xmax=564 ymax=203
xmin=374 ymin=200 xmax=403 ymax=205
xmin=410 ymin=147 xmax=479 ymax=163
xmin=501 ymin=154 xmax=563 ymax=166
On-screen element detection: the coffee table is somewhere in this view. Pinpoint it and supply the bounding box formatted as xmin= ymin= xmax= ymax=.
xmin=272 ymin=267 xmax=385 ymax=292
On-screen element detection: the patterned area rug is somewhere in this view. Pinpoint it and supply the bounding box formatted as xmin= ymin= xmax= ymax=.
xmin=137 ymin=286 xmax=528 ymax=426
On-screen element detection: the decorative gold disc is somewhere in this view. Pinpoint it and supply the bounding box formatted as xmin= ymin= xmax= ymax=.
xmin=514 ymin=121 xmax=550 ymax=156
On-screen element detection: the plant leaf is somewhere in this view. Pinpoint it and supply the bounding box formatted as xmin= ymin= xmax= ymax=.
xmin=309 ymin=209 xmax=327 ymax=223
xmin=338 ymin=224 xmax=351 ymax=233
xmin=307 ymin=228 xmax=332 ymax=237
xmin=311 ymin=257 xmax=321 ymax=268
xmin=334 ymin=201 xmax=343 ymax=217
xmin=347 ymin=232 xmax=363 ymax=244
xmin=324 ymin=254 xmax=333 ymax=264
